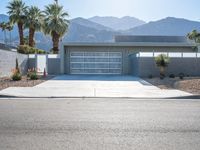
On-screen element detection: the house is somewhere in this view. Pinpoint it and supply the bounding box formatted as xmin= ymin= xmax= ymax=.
xmin=60 ymin=35 xmax=197 ymax=75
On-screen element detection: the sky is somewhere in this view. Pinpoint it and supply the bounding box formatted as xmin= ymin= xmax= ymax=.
xmin=0 ymin=0 xmax=199 ymax=22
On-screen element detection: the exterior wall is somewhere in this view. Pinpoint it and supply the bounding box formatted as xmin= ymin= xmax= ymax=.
xmin=28 ymin=58 xmax=36 ymax=69
xmin=0 ymin=49 xmax=28 ymax=77
xmin=47 ymin=58 xmax=60 ymax=75
xmin=132 ymin=57 xmax=200 ymax=77
xmin=63 ymin=45 xmax=195 ymax=75
xmin=28 ymin=55 xmax=61 ymax=75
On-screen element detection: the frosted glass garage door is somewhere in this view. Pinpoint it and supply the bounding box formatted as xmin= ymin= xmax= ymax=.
xmin=70 ymin=52 xmax=122 ymax=74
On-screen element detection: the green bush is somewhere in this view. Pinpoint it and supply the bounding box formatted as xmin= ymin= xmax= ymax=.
xmin=11 ymin=58 xmax=22 ymax=81
xmin=27 ymin=68 xmax=38 ymax=80
xmin=169 ymin=74 xmax=175 ymax=78
xmin=30 ymin=72 xmax=38 ymax=80
xmin=17 ymin=45 xmax=46 ymax=54
xmin=179 ymin=73 xmax=185 ymax=80
xmin=11 ymin=70 xmax=22 ymax=81
xmin=148 ymin=74 xmax=153 ymax=79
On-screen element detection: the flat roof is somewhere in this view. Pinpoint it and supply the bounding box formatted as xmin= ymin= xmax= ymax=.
xmin=115 ymin=35 xmax=189 ymax=43
xmin=63 ymin=42 xmax=196 ymax=47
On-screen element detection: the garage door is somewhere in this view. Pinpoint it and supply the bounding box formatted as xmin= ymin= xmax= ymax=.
xmin=70 ymin=52 xmax=122 ymax=74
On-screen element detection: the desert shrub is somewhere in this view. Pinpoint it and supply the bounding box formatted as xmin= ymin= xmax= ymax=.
xmin=179 ymin=73 xmax=185 ymax=80
xmin=27 ymin=68 xmax=39 ymax=80
xmin=169 ymin=74 xmax=175 ymax=78
xmin=148 ymin=74 xmax=153 ymax=79
xmin=11 ymin=69 xmax=22 ymax=81
xmin=11 ymin=58 xmax=21 ymax=81
xmin=17 ymin=45 xmax=46 ymax=54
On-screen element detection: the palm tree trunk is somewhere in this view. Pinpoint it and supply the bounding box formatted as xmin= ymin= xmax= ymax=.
xmin=17 ymin=22 xmax=24 ymax=45
xmin=52 ymin=31 xmax=60 ymax=54
xmin=29 ymin=27 xmax=35 ymax=47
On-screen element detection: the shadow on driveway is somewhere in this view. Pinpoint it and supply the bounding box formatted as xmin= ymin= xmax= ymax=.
xmin=50 ymin=75 xmax=153 ymax=86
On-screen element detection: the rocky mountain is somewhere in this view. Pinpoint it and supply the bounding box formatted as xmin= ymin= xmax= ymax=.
xmin=89 ymin=16 xmax=146 ymax=31
xmin=0 ymin=14 xmax=9 ymax=22
xmin=1 ymin=14 xmax=200 ymax=51
xmin=126 ymin=17 xmax=200 ymax=36
xmin=71 ymin=17 xmax=113 ymax=31
xmin=64 ymin=18 xmax=119 ymax=43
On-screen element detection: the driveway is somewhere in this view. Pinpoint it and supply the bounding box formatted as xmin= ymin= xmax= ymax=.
xmin=0 ymin=98 xmax=200 ymax=150
xmin=0 ymin=75 xmax=192 ymax=98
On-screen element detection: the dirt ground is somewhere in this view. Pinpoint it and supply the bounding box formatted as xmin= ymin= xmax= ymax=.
xmin=145 ymin=77 xmax=200 ymax=95
xmin=0 ymin=75 xmax=54 ymax=91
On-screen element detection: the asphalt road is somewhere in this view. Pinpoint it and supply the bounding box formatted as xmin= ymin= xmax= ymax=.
xmin=0 ymin=98 xmax=200 ymax=150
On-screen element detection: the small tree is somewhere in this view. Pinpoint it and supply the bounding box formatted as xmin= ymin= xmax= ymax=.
xmin=15 ymin=58 xmax=20 ymax=73
xmin=155 ymin=54 xmax=170 ymax=79
xmin=11 ymin=58 xmax=21 ymax=81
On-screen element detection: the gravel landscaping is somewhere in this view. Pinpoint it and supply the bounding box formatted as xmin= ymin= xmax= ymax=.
xmin=0 ymin=76 xmax=55 ymax=91
xmin=145 ymin=77 xmax=200 ymax=95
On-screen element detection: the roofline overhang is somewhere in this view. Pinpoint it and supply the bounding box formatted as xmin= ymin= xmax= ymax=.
xmin=62 ymin=42 xmax=197 ymax=48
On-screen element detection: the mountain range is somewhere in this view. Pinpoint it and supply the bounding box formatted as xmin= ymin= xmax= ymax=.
xmin=0 ymin=14 xmax=200 ymax=51
xmin=89 ymin=16 xmax=146 ymax=31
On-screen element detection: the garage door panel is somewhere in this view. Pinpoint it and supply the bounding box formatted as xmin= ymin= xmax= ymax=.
xmin=70 ymin=52 xmax=122 ymax=74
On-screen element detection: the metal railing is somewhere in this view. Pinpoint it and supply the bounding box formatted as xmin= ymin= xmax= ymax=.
xmin=29 ymin=54 xmax=60 ymax=59
xmin=136 ymin=52 xmax=200 ymax=58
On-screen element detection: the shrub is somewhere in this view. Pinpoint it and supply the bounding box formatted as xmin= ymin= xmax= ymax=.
xmin=11 ymin=58 xmax=21 ymax=81
xmin=169 ymin=74 xmax=175 ymax=78
xmin=11 ymin=69 xmax=22 ymax=81
xmin=17 ymin=45 xmax=46 ymax=54
xmin=148 ymin=74 xmax=153 ymax=79
xmin=179 ymin=73 xmax=185 ymax=80
xmin=27 ymin=68 xmax=39 ymax=80
xmin=160 ymin=74 xmax=165 ymax=80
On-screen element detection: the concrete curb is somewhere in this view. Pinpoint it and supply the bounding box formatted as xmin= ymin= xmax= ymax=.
xmin=1 ymin=94 xmax=200 ymax=99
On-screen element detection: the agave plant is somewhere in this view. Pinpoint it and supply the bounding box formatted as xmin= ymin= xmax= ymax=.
xmin=155 ymin=54 xmax=170 ymax=79
xmin=43 ymin=3 xmax=69 ymax=53
xmin=7 ymin=0 xmax=28 ymax=45
xmin=25 ymin=6 xmax=44 ymax=47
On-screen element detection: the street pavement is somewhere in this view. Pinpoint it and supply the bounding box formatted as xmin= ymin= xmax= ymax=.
xmin=0 ymin=98 xmax=200 ymax=150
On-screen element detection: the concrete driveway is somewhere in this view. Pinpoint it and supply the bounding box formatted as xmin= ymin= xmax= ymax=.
xmin=0 ymin=75 xmax=192 ymax=98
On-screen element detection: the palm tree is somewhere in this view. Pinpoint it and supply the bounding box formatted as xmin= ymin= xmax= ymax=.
xmin=0 ymin=22 xmax=8 ymax=45
xmin=187 ymin=30 xmax=200 ymax=43
xmin=25 ymin=6 xmax=44 ymax=47
xmin=6 ymin=22 xmax=14 ymax=46
xmin=43 ymin=3 xmax=69 ymax=53
xmin=7 ymin=0 xmax=28 ymax=45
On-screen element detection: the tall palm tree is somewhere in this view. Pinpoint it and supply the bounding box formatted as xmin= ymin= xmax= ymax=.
xmin=7 ymin=0 xmax=27 ymax=45
xmin=43 ymin=3 xmax=69 ymax=53
xmin=0 ymin=22 xmax=8 ymax=45
xmin=6 ymin=22 xmax=14 ymax=46
xmin=25 ymin=6 xmax=44 ymax=47
xmin=187 ymin=30 xmax=200 ymax=43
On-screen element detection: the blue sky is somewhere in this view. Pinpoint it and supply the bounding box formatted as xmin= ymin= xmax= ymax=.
xmin=0 ymin=0 xmax=199 ymax=22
